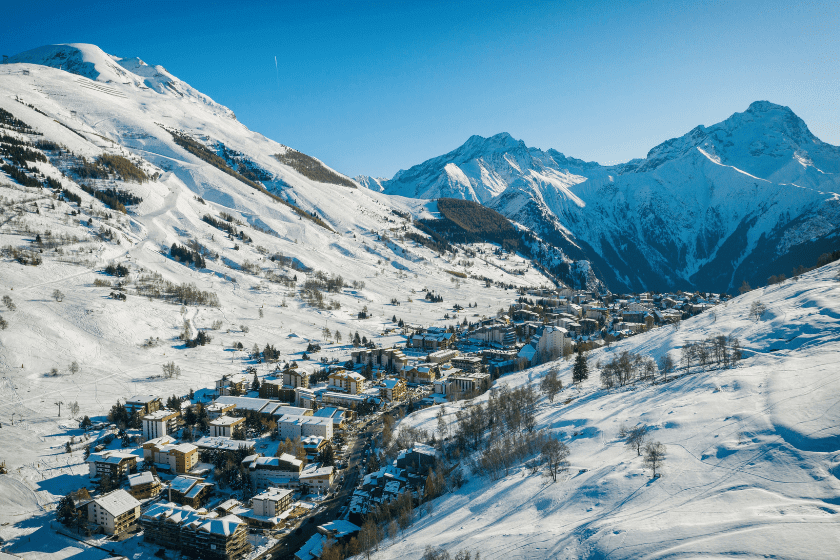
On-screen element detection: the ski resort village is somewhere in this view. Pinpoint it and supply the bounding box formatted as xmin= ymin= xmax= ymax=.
xmin=1 ymin=42 xmax=839 ymax=560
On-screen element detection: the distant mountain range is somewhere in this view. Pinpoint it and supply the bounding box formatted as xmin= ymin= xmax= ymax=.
xmin=359 ymin=102 xmax=840 ymax=293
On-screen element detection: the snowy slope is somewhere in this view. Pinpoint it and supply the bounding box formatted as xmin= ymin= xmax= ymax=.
xmin=363 ymin=103 xmax=840 ymax=293
xmin=381 ymin=262 xmax=840 ymax=560
xmin=0 ymin=44 xmax=560 ymax=557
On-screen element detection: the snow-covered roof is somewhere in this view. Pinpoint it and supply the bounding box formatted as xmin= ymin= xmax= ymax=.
xmin=127 ymin=471 xmax=157 ymax=487
xmin=194 ymin=436 xmax=256 ymax=451
xmin=296 ymin=534 xmax=325 ymax=560
xmin=317 ymin=520 xmax=360 ymax=538
xmin=126 ymin=395 xmax=159 ymax=404
xmin=253 ymin=487 xmax=293 ymax=502
xmin=87 ymin=450 xmax=137 ymax=464
xmin=170 ymin=476 xmax=201 ymax=494
xmin=143 ymin=408 xmax=179 ymax=421
xmin=214 ymin=396 xmax=277 ymax=412
xmin=189 ymin=514 xmax=244 ymax=535
xmin=93 ymin=489 xmax=140 ymax=517
xmin=209 ymin=415 xmax=245 ymax=426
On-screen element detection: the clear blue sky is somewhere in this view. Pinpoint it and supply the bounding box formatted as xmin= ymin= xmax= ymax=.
xmin=4 ymin=0 xmax=839 ymax=178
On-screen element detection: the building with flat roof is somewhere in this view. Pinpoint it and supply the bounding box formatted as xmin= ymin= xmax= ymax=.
xmin=194 ymin=436 xmax=256 ymax=454
xmin=246 ymin=454 xmax=304 ymax=491
xmin=142 ymin=409 xmax=180 ymax=441
xmin=125 ymin=395 xmax=161 ymax=417
xmin=144 ymin=439 xmax=199 ymax=474
xmin=251 ymin=487 xmax=293 ymax=517
xmin=209 ymin=415 xmax=246 ymax=438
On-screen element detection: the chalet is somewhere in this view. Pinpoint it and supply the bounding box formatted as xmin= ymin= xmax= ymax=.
xmin=125 ymin=395 xmax=161 ymax=417
xmin=327 ymin=370 xmax=366 ymax=394
xmin=407 ymin=331 xmax=454 ymax=350
xmin=399 ymin=363 xmax=437 ymax=384
xmin=127 ymin=471 xmax=162 ymax=499
xmin=141 ymin=502 xmax=250 ymax=560
xmin=87 ymin=450 xmax=137 ymax=481
xmin=301 ymin=435 xmax=327 ymax=460
xmin=283 ymin=367 xmax=311 ymax=388
xmin=169 ymin=475 xmax=214 ymax=508
xmin=87 ymin=489 xmax=141 ymax=535
xmin=380 ymin=378 xmax=407 ymax=402
xmin=209 ymin=415 xmax=246 ymax=438
xmin=142 ymin=409 xmax=180 ymax=441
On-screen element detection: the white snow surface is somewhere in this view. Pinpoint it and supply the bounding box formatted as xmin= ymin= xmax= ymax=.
xmin=0 ymin=47 xmax=555 ymax=559
xmin=382 ymin=263 xmax=840 ymax=559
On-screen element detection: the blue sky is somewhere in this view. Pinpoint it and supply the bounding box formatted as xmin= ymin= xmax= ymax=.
xmin=3 ymin=0 xmax=838 ymax=178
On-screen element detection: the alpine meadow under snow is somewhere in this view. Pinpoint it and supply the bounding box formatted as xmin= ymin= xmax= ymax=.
xmin=0 ymin=43 xmax=838 ymax=560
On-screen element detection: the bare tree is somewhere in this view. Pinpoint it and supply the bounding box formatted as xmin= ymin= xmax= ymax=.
xmin=749 ymin=301 xmax=767 ymax=321
xmin=69 ymin=361 xmax=80 ymax=375
xmin=359 ymin=517 xmax=379 ymax=560
xmin=659 ymin=354 xmax=674 ymax=381
xmin=2 ymin=295 xmax=15 ymax=311
xmin=625 ymin=425 xmax=649 ymax=456
xmin=162 ymin=361 xmax=181 ymax=379
xmin=540 ymin=366 xmax=563 ymax=402
xmin=541 ymin=437 xmax=570 ymax=482
xmin=644 ymin=441 xmax=666 ymax=477
xmin=52 ymin=289 xmax=65 ymax=302
xmin=69 ymin=401 xmax=80 ymax=417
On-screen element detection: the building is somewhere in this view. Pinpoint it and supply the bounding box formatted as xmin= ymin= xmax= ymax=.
xmin=209 ymin=415 xmax=246 ymax=438
xmin=277 ymin=415 xmax=334 ymax=441
xmin=258 ymin=378 xmax=296 ymax=402
xmin=407 ymin=332 xmax=454 ymax=350
xmin=215 ymin=373 xmax=250 ymax=396
xmin=194 ymin=436 xmax=256 ymax=456
xmin=142 ymin=409 xmax=180 ymax=441
xmin=169 ymin=475 xmax=214 ymax=508
xmin=127 ymin=471 xmax=162 ymax=499
xmin=213 ymin=396 xmax=286 ymax=417
xmin=451 ymin=356 xmax=483 ymax=373
xmin=450 ymin=372 xmax=491 ymax=395
xmin=247 ymin=453 xmax=304 ymax=491
xmin=86 ymin=450 xmax=138 ymax=481
xmin=87 ymin=489 xmax=141 ymax=535
xmin=327 ymin=370 xmax=366 ymax=395
xmin=144 ymin=439 xmax=199 ymax=474
xmin=399 ymin=363 xmax=437 ymax=384
xmin=205 ymin=402 xmax=236 ymax=419
xmin=380 ymin=378 xmax=407 ymax=402
xmin=271 ymin=406 xmax=313 ymax=421
xmin=251 ymin=487 xmax=293 ymax=517
xmin=395 ymin=444 xmax=439 ymax=474
xmin=317 ymin=520 xmax=360 ymax=541
xmin=536 ymin=325 xmax=570 ymax=359
xmin=283 ymin=367 xmax=310 ymax=389
xmin=141 ymin=502 xmax=251 ymax=560
xmin=320 ymin=391 xmax=368 ymax=410
xmin=124 ymin=395 xmax=161 ymax=417
xmin=427 ymin=349 xmax=459 ymax=364
xmin=299 ymin=465 xmax=334 ymax=493
xmin=312 ymin=407 xmax=353 ymax=432
xmin=351 ymin=347 xmax=408 ymax=371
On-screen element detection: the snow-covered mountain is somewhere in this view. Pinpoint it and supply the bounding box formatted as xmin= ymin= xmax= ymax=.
xmin=362 ymin=103 xmax=840 ymax=293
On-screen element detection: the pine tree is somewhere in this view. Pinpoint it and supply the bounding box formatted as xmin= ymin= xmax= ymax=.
xmin=572 ymin=349 xmax=589 ymax=383
xmin=251 ymin=372 xmax=260 ymax=392
xmin=55 ymin=494 xmax=77 ymax=526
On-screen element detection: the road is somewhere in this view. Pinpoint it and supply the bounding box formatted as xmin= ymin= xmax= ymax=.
xmin=256 ymin=415 xmax=380 ymax=560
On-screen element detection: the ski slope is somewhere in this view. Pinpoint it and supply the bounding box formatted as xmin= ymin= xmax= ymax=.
xmin=382 ymin=263 xmax=840 ymax=559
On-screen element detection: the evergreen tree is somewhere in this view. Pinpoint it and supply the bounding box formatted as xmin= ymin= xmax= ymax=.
xmin=55 ymin=494 xmax=77 ymax=526
xmin=251 ymin=372 xmax=261 ymax=392
xmin=572 ymin=349 xmax=589 ymax=383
